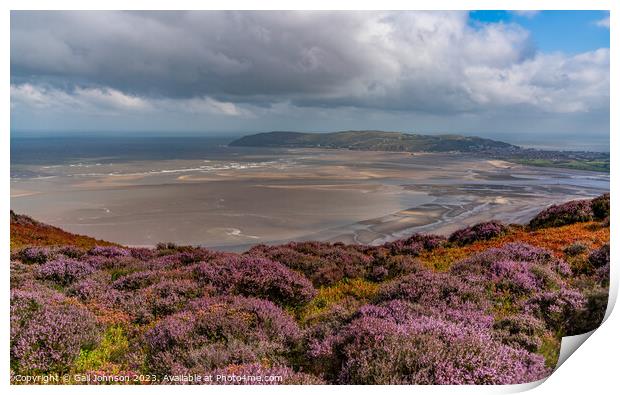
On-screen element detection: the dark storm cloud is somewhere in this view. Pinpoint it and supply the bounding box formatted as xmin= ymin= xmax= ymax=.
xmin=11 ymin=11 xmax=378 ymax=100
xmin=9 ymin=10 xmax=609 ymax=137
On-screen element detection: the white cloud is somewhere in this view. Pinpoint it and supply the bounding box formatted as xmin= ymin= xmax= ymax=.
xmin=10 ymin=11 xmax=609 ymax=129
xmin=596 ymin=16 xmax=610 ymax=28
xmin=11 ymin=83 xmax=249 ymax=117
xmin=73 ymin=87 xmax=150 ymax=110
xmin=510 ymin=11 xmax=540 ymax=18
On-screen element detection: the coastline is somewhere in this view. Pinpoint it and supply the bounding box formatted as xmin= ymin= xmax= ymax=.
xmin=11 ymin=149 xmax=609 ymax=251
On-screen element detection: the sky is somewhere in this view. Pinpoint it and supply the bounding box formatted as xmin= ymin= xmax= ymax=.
xmin=10 ymin=10 xmax=610 ymax=145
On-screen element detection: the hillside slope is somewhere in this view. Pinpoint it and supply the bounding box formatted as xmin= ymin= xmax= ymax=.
xmin=9 ymin=194 xmax=610 ymax=385
xmin=10 ymin=211 xmax=117 ymax=250
xmin=229 ymin=130 xmax=516 ymax=152
xmin=230 ymin=131 xmax=609 ymax=172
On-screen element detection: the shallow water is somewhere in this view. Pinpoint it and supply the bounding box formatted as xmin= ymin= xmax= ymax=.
xmin=11 ymin=137 xmax=610 ymax=251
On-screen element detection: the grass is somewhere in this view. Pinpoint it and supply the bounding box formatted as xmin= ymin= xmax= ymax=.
xmin=514 ymin=159 xmax=609 ymax=173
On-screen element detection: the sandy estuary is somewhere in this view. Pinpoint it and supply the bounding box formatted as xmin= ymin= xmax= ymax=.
xmin=11 ymin=147 xmax=609 ymax=251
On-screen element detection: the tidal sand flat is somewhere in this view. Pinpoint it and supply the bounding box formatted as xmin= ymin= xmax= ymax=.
xmin=11 ymin=139 xmax=609 ymax=250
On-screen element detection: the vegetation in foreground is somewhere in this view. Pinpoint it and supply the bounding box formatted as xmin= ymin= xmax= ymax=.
xmin=10 ymin=194 xmax=610 ymax=384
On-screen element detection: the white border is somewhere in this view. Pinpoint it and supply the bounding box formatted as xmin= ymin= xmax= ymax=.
xmin=2 ymin=1 xmax=616 ymax=394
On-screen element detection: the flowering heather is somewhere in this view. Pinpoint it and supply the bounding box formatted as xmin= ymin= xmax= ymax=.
xmin=88 ymin=246 xmax=131 ymax=258
xmin=451 ymin=242 xmax=569 ymax=278
xmin=376 ymin=270 xmax=487 ymax=310
xmin=194 ymin=255 xmax=316 ymax=306
xmin=529 ymin=199 xmax=593 ymax=229
xmin=15 ymin=246 xmax=54 ymax=264
xmin=247 ymin=242 xmax=374 ymax=286
xmin=524 ymin=288 xmax=585 ymax=332
xmin=129 ymin=247 xmax=155 ymax=261
xmin=68 ymin=278 xmax=107 ymax=301
xmin=11 ymin=287 xmax=99 ymax=374
xmin=144 ymin=296 xmax=301 ymax=374
xmin=8 ymin=197 xmax=610 ymax=384
xmin=493 ymin=314 xmax=545 ymax=352
xmin=327 ymin=304 xmax=548 ymax=384
xmin=588 ymin=244 xmax=609 ymax=269
xmin=568 ymin=287 xmax=609 ymax=335
xmin=386 ymin=233 xmax=447 ymax=254
xmin=448 ymin=221 xmax=508 ymax=246
xmin=112 ymin=270 xmax=160 ymax=291
xmin=37 ymin=257 xmax=95 ymax=286
xmin=142 ymin=278 xmax=205 ymax=317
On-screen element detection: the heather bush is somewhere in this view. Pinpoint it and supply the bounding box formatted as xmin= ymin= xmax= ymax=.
xmin=37 ymin=257 xmax=95 ymax=286
xmin=10 ymin=260 xmax=38 ymax=289
xmin=194 ymin=256 xmax=316 ymax=306
xmin=448 ymin=221 xmax=508 ymax=246
xmin=129 ymin=247 xmax=155 ymax=261
xmin=368 ymin=255 xmax=423 ymax=281
xmin=567 ymin=287 xmax=609 ymax=335
xmin=324 ymin=303 xmax=548 ymax=384
xmin=454 ymin=242 xmax=562 ymax=269
xmin=452 ymin=242 xmax=569 ymax=281
xmin=68 ymin=278 xmax=108 ymax=301
xmin=142 ymin=278 xmax=205 ymax=317
xmin=247 ymin=242 xmax=374 ymax=286
xmin=11 ymin=288 xmax=100 ymax=374
xmin=89 ymin=246 xmax=131 ymax=258
xmin=144 ymin=296 xmax=301 ymax=375
xmin=204 ymin=364 xmax=325 ymax=385
xmin=489 ymin=260 xmax=556 ymax=296
xmin=524 ymin=288 xmax=585 ymax=332
xmin=493 ymin=314 xmax=545 ymax=352
xmin=529 ymin=199 xmax=593 ymax=229
xmin=55 ymin=245 xmax=86 ymax=259
xmin=386 ymin=233 xmax=447 ymax=255
xmin=112 ymin=270 xmax=160 ymax=291
xmin=376 ymin=270 xmax=487 ymax=310
xmin=588 ymin=244 xmax=609 ymax=269
xmin=85 ymin=254 xmax=141 ymax=271
xmin=16 ymin=246 xmax=53 ymax=264
xmin=590 ymin=193 xmax=610 ymax=220
xmin=563 ymin=242 xmax=588 ymax=257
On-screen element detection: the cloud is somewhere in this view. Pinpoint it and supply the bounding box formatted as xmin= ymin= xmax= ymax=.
xmin=10 ymin=11 xmax=609 ymax=135
xmin=595 ymin=15 xmax=610 ymax=28
xmin=10 ymin=83 xmax=248 ymax=118
xmin=510 ymin=11 xmax=540 ymax=18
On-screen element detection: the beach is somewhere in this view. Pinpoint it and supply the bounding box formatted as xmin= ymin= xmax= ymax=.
xmin=10 ymin=146 xmax=610 ymax=251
